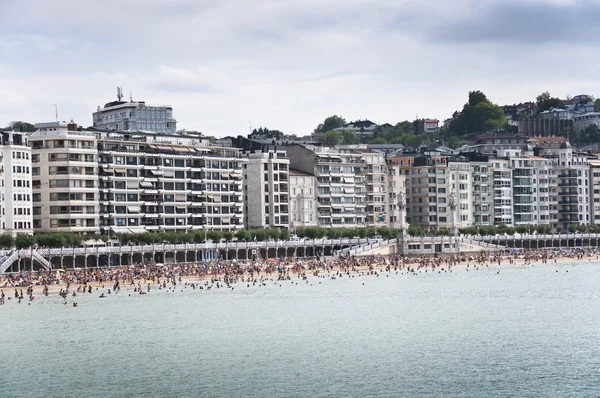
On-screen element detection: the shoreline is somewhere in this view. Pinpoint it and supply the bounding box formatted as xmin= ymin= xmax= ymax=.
xmin=1 ymin=251 xmax=596 ymax=298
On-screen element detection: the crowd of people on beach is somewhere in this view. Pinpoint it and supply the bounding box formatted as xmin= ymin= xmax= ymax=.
xmin=1 ymin=247 xmax=599 ymax=306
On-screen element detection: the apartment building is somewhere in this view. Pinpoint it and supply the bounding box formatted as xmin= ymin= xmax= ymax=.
xmin=29 ymin=123 xmax=244 ymax=236
xmin=590 ymin=160 xmax=600 ymax=224
xmin=29 ymin=122 xmax=100 ymax=234
xmin=289 ymin=169 xmax=317 ymax=228
xmin=338 ymin=148 xmax=388 ymax=226
xmin=405 ymin=152 xmax=452 ymax=230
xmin=465 ymin=153 xmax=493 ymax=226
xmin=553 ymin=142 xmax=591 ymax=228
xmin=96 ymin=131 xmax=243 ymax=235
xmin=0 ymin=131 xmax=33 ymax=235
xmin=386 ymin=161 xmax=407 ymax=229
xmin=447 ymin=158 xmax=473 ymax=228
xmin=285 ymin=145 xmax=366 ymax=228
xmin=243 ymin=150 xmax=290 ymax=229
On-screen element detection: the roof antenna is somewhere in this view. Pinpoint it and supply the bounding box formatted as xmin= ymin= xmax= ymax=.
xmin=117 ymin=86 xmax=123 ymax=102
xmin=129 ymin=91 xmax=133 ymax=102
xmin=54 ymin=104 xmax=58 ymax=121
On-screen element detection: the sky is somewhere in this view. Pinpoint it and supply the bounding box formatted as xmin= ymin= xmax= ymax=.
xmin=1 ymin=0 xmax=599 ymax=137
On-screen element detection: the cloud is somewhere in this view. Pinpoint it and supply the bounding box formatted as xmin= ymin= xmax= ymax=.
xmin=392 ymin=0 xmax=600 ymax=45
xmin=1 ymin=0 xmax=600 ymax=136
xmin=150 ymin=65 xmax=232 ymax=94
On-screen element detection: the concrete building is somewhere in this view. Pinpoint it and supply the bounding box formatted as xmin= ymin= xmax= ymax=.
xmin=518 ymin=117 xmax=573 ymax=137
xmin=386 ymin=161 xmax=407 ymax=228
xmin=30 ymin=123 xmax=244 ymax=236
xmin=96 ymin=131 xmax=243 ymax=235
xmin=391 ymin=151 xmax=452 ymax=230
xmin=243 ymin=150 xmax=290 ymax=229
xmin=93 ymin=89 xmax=176 ymax=134
xmin=29 ymin=122 xmax=100 ymax=234
xmin=289 ymin=169 xmax=317 ymax=229
xmin=285 ymin=145 xmax=366 ymax=228
xmin=573 ymin=112 xmax=600 ymax=134
xmin=553 ymin=142 xmax=591 ymax=228
xmin=589 ymin=160 xmax=600 ymax=224
xmin=448 ymin=158 xmax=473 ymax=228
xmin=1 ymin=131 xmax=33 ymax=236
xmin=336 ymin=147 xmax=388 ymax=226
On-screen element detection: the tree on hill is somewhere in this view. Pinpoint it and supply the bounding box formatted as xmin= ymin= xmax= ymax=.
xmin=249 ymin=127 xmax=284 ymax=140
xmin=365 ymin=120 xmax=423 ymax=147
xmin=318 ymin=129 xmax=359 ymax=146
xmin=314 ymin=115 xmax=346 ymax=134
xmin=536 ymin=91 xmax=563 ymax=113
xmin=449 ymin=91 xmax=506 ymax=137
xmin=7 ymin=121 xmax=36 ymax=132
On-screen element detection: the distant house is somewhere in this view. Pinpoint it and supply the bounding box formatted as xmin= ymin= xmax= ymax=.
xmin=539 ymin=108 xmax=575 ymax=120
xmin=423 ymin=119 xmax=439 ymax=133
xmin=527 ymin=136 xmax=566 ymax=153
xmin=337 ymin=119 xmax=378 ymax=136
xmin=565 ymin=94 xmax=596 ymax=114
xmin=573 ymin=112 xmax=600 ymax=134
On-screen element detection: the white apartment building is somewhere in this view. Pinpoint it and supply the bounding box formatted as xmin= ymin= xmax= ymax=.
xmin=404 ymin=152 xmax=452 ymax=230
xmin=289 ymin=169 xmax=317 ymax=228
xmin=386 ymin=162 xmax=407 ymax=229
xmin=589 ymin=160 xmax=600 ymax=224
xmin=470 ymin=158 xmax=493 ymax=226
xmin=29 ymin=122 xmax=100 ymax=234
xmin=286 ymin=145 xmax=366 ymax=228
xmin=243 ymin=150 xmax=290 ymax=229
xmin=354 ymin=149 xmax=388 ymax=226
xmin=490 ymin=158 xmax=514 ymax=226
xmin=447 ymin=159 xmax=473 ymax=229
xmin=93 ymin=91 xmax=177 ymax=134
xmin=336 ymin=147 xmax=388 ymax=226
xmin=0 ymin=131 xmax=33 ymax=236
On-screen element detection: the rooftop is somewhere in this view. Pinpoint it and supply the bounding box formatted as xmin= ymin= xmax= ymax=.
xmin=289 ymin=168 xmax=313 ymax=177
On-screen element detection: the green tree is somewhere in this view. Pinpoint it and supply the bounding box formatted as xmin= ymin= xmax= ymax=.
xmin=235 ymin=229 xmax=251 ymax=242
xmin=8 ymin=121 xmax=36 ymax=132
xmin=536 ymin=91 xmax=563 ymax=113
xmin=279 ymin=229 xmax=289 ymax=241
xmin=318 ymin=129 xmax=359 ymax=146
xmin=370 ymin=137 xmax=386 ymax=144
xmin=15 ymin=233 xmax=35 ymax=249
xmin=314 ymin=115 xmax=346 ymax=134
xmin=595 ymin=98 xmax=600 ymax=112
xmin=318 ymin=130 xmax=342 ymax=145
xmin=249 ymin=127 xmax=284 ymax=140
xmin=449 ymin=91 xmax=506 ymax=137
xmin=340 ymin=129 xmax=360 ymax=145
xmin=0 ymin=234 xmax=14 ymax=249
xmin=222 ymin=231 xmax=234 ymax=242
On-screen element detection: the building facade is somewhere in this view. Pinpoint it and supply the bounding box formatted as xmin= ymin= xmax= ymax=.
xmin=29 ymin=123 xmax=244 ymax=236
xmin=289 ymin=169 xmax=317 ymax=229
xmin=1 ymin=131 xmax=33 ymax=236
xmin=285 ymin=145 xmax=366 ymax=228
xmin=243 ymin=150 xmax=290 ymax=229
xmin=93 ymin=94 xmax=177 ymax=134
xmin=29 ymin=122 xmax=100 ymax=234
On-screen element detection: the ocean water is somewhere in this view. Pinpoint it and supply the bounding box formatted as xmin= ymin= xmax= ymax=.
xmin=1 ymin=261 xmax=600 ymax=398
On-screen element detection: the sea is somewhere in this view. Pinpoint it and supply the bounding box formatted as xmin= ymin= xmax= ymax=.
xmin=1 ymin=261 xmax=600 ymax=398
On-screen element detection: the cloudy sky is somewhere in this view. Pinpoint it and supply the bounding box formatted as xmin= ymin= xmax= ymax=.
xmin=1 ymin=0 xmax=599 ymax=136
